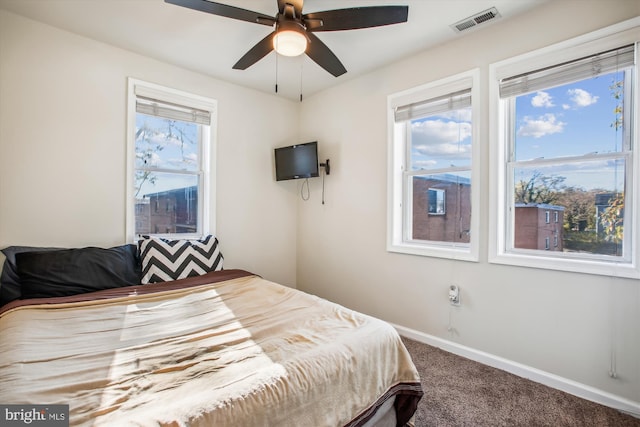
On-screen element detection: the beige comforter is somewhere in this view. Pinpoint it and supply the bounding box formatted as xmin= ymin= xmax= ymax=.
xmin=0 ymin=270 xmax=422 ymax=426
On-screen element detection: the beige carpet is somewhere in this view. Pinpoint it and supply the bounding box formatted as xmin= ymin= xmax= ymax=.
xmin=401 ymin=337 xmax=640 ymax=427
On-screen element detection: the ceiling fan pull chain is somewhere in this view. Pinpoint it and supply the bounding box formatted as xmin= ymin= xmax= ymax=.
xmin=275 ymin=48 xmax=279 ymax=93
xmin=299 ymin=58 xmax=304 ymax=102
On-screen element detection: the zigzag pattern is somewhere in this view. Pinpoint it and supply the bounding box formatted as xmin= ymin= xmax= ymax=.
xmin=139 ymin=235 xmax=223 ymax=284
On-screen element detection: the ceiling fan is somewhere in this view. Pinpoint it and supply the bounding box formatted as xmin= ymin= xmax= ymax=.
xmin=165 ymin=0 xmax=409 ymax=77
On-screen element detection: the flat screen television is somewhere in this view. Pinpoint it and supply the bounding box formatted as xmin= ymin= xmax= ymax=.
xmin=274 ymin=141 xmax=319 ymax=181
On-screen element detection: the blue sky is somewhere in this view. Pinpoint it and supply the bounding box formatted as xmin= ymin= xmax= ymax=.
xmin=513 ymin=70 xmax=626 ymax=191
xmin=409 ymin=69 xmax=627 ymax=192
xmin=515 ymin=71 xmax=624 ymax=160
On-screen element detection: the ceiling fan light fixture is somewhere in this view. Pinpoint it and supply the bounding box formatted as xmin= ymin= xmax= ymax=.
xmin=273 ymin=23 xmax=307 ymax=57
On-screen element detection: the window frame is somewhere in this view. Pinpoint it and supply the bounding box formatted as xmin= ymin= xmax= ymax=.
xmin=387 ymin=69 xmax=480 ymax=261
xmin=489 ymin=18 xmax=640 ymax=278
xmin=126 ymin=78 xmax=217 ymax=242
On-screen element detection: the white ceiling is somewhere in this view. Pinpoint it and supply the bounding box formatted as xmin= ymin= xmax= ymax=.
xmin=0 ymin=0 xmax=550 ymax=100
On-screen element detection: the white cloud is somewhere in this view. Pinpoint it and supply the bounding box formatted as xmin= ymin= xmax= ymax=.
xmin=147 ymin=134 xmax=166 ymax=145
xmin=412 ymin=119 xmax=471 ymax=144
xmin=412 ymin=159 xmax=438 ymax=168
xmin=531 ymin=91 xmax=554 ymax=108
xmin=517 ymin=113 xmax=565 ymax=138
xmin=568 ymin=88 xmax=598 ymax=107
xmin=439 ymin=109 xmax=473 ymax=122
xmin=167 ymin=158 xmax=196 ymax=169
xmin=411 ymin=119 xmax=472 ymax=157
xmin=150 ymin=152 xmax=162 ymax=167
xmin=412 ymin=120 xmax=471 ymax=160
xmin=413 ymin=142 xmax=472 ymax=158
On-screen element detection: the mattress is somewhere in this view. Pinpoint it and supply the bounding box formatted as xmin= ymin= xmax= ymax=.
xmin=0 ymin=269 xmax=422 ymax=426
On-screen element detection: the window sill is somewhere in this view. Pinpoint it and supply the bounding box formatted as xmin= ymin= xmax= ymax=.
xmin=489 ymin=251 xmax=640 ymax=279
xmin=387 ymin=242 xmax=478 ymax=262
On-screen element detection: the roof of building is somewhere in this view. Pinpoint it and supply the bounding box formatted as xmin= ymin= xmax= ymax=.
xmin=143 ymin=185 xmax=198 ymax=199
xmin=413 ymin=173 xmax=471 ymax=186
xmin=515 ymin=203 xmax=565 ymax=211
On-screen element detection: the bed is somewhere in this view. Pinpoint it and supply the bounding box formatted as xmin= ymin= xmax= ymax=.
xmin=0 ymin=237 xmax=423 ymax=426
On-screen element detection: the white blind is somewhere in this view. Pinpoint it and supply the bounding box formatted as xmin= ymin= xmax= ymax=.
xmin=500 ymin=44 xmax=635 ymax=98
xmin=394 ymin=89 xmax=471 ymax=122
xmin=136 ymin=96 xmax=211 ymax=125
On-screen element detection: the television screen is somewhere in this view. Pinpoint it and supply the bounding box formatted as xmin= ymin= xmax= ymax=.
xmin=274 ymin=141 xmax=319 ymax=181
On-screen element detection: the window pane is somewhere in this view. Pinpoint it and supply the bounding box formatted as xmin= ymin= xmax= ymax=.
xmin=135 ymin=172 xmax=198 ymax=235
xmin=514 ymin=70 xmax=626 ymax=161
xmin=411 ymin=172 xmax=471 ymax=243
xmin=512 ymin=159 xmax=625 ymax=256
xmin=427 ymin=188 xmax=445 ymax=214
xmin=135 ymin=114 xmax=199 ymax=172
xmin=410 ymin=106 xmax=472 ymax=170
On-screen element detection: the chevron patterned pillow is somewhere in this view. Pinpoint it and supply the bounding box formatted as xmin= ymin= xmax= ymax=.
xmin=138 ymin=235 xmax=223 ymax=284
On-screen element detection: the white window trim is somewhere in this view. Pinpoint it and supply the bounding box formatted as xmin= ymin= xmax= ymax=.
xmin=488 ymin=18 xmax=640 ymax=278
xmin=387 ymin=68 xmax=480 ymax=261
xmin=125 ymin=78 xmax=217 ymax=243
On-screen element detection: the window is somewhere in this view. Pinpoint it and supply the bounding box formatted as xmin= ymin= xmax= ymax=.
xmin=490 ymin=21 xmax=640 ymax=277
xmin=388 ymin=69 xmax=479 ymax=260
xmin=428 ymin=188 xmax=446 ymax=215
xmin=126 ymin=79 xmax=217 ymax=241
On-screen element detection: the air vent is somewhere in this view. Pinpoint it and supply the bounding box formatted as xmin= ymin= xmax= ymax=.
xmin=451 ymin=7 xmax=501 ymax=33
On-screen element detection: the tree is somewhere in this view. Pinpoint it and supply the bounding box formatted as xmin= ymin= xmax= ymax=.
xmin=134 ymin=118 xmax=196 ymax=198
xmin=610 ymin=78 xmax=624 ymax=133
xmin=134 ymin=122 xmax=163 ymax=198
xmin=600 ymin=192 xmax=624 ymax=243
xmin=514 ymin=172 xmax=566 ymax=204
xmin=598 ymin=78 xmax=625 ymax=247
xmin=555 ymin=187 xmax=596 ymax=231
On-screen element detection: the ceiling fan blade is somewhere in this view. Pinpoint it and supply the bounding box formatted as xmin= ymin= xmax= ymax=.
xmin=233 ymin=32 xmax=276 ymax=70
xmin=305 ymin=6 xmax=408 ymax=32
xmin=277 ymin=0 xmax=304 ymax=18
xmin=305 ymin=32 xmax=347 ymax=77
xmin=165 ymin=0 xmax=275 ymax=26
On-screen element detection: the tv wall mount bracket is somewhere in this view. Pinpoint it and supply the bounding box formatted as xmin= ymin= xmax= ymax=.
xmin=320 ymin=159 xmax=330 ymax=175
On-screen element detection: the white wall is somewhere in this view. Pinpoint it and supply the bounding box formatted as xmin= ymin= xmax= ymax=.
xmin=298 ymin=0 xmax=640 ymax=408
xmin=0 ymin=10 xmax=299 ymax=286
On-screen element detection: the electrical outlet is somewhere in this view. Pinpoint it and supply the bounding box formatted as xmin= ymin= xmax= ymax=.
xmin=448 ymin=285 xmax=460 ymax=306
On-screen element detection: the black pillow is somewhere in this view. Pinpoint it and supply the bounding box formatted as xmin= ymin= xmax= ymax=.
xmin=16 ymin=245 xmax=142 ymax=300
xmin=1 ymin=246 xmax=61 ymax=306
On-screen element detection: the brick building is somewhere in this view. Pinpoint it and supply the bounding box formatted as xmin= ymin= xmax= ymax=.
xmin=411 ymin=176 xmax=565 ymax=251
xmin=135 ymin=186 xmax=198 ymax=235
xmin=412 ymin=175 xmax=471 ymax=243
xmin=514 ymin=203 xmax=564 ymax=251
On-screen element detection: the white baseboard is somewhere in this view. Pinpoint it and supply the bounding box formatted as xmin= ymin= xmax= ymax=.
xmin=393 ymin=323 xmax=640 ymax=418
